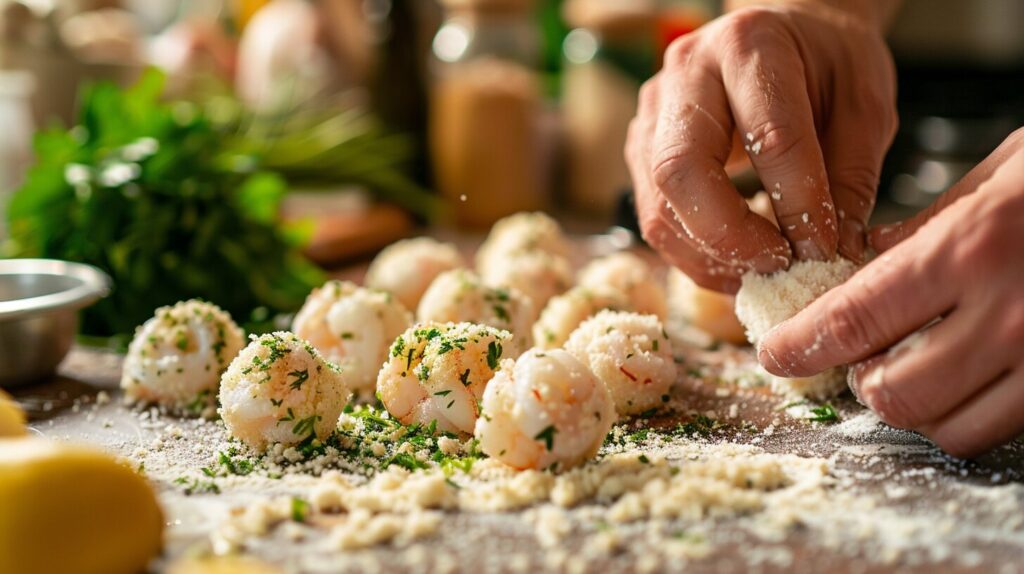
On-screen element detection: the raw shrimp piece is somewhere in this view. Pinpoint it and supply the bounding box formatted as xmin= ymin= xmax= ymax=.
xmin=480 ymin=250 xmax=572 ymax=314
xmin=121 ymin=300 xmax=245 ymax=408
xmin=377 ymin=322 xmax=510 ymax=436
xmin=475 ymin=349 xmax=615 ymax=471
xmin=219 ymin=332 xmax=350 ymax=452
xmin=577 ymin=252 xmax=668 ymax=319
xmin=365 ymin=237 xmax=465 ymax=312
xmin=417 ymin=269 xmax=534 ymax=357
xmin=667 ymin=268 xmax=747 ymax=345
xmin=293 ymin=280 xmax=412 ymax=396
xmin=475 ymin=212 xmax=572 ymax=275
xmin=532 ymin=286 xmax=629 ymax=350
xmin=565 ymin=310 xmax=676 ymax=416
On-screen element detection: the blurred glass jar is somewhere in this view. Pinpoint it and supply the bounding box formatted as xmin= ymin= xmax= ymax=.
xmin=561 ymin=0 xmax=657 ymax=217
xmin=0 ymin=70 xmax=35 ymax=237
xmin=430 ymin=0 xmax=549 ymax=228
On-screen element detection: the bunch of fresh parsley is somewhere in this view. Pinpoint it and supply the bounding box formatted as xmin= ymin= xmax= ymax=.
xmin=4 ymin=70 xmax=436 ymax=340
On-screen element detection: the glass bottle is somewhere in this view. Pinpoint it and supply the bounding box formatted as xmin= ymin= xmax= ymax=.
xmin=561 ymin=0 xmax=657 ymax=216
xmin=430 ymin=0 xmax=549 ymax=228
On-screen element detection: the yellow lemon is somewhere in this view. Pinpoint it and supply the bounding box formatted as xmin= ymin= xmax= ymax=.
xmin=0 ymin=390 xmax=26 ymax=437
xmin=0 ymin=437 xmax=164 ymax=574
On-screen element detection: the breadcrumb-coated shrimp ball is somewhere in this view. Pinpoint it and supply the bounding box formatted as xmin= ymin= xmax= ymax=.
xmin=577 ymin=252 xmax=668 ymax=319
xmin=565 ymin=310 xmax=676 ymax=416
xmin=417 ymin=269 xmax=534 ymax=357
xmin=219 ymin=332 xmax=350 ymax=452
xmin=293 ymin=280 xmax=412 ymax=396
xmin=377 ymin=322 xmax=511 ymax=436
xmin=532 ymin=286 xmax=630 ymax=349
xmin=365 ymin=237 xmax=466 ymax=311
xmin=480 ymin=251 xmax=572 ymax=314
xmin=475 ymin=212 xmax=572 ymax=275
xmin=475 ymin=349 xmax=615 ymax=471
xmin=667 ymin=268 xmax=747 ymax=345
xmin=121 ymin=300 xmax=245 ymax=408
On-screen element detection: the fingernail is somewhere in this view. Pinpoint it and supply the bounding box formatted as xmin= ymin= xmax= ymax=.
xmin=846 ymin=368 xmax=864 ymax=405
xmin=757 ymin=327 xmax=792 ymax=377
xmin=794 ymin=239 xmax=828 ymax=261
xmin=751 ymin=248 xmax=791 ymax=275
xmin=839 ymin=219 xmax=866 ymax=263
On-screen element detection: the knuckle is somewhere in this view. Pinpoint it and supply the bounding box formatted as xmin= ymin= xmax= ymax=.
xmin=663 ymin=34 xmax=700 ymax=68
xmin=752 ymin=120 xmax=806 ymax=165
xmin=719 ymin=8 xmax=780 ymax=55
xmin=862 ymin=380 xmax=926 ymax=429
xmin=950 ymin=218 xmax=1004 ymax=274
xmin=651 ymin=149 xmax=693 ymax=192
xmin=832 ymin=164 xmax=880 ymax=218
xmin=821 ymin=291 xmax=879 ymax=355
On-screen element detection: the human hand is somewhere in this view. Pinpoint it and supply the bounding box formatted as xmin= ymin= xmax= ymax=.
xmin=760 ymin=130 xmax=1024 ymax=458
xmin=626 ymin=2 xmax=897 ymax=293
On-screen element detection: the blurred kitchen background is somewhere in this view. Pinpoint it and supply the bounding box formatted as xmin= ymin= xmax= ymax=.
xmin=0 ymin=0 xmax=1021 ymax=339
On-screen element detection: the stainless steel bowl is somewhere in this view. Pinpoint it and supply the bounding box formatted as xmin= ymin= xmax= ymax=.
xmin=0 ymin=259 xmax=110 ymax=387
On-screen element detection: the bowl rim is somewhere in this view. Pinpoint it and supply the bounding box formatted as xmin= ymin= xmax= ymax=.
xmin=0 ymin=259 xmax=111 ymax=320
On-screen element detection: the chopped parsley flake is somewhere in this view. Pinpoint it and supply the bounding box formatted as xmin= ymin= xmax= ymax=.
xmin=809 ymin=404 xmax=840 ymax=423
xmin=288 ymin=369 xmax=309 ymax=390
xmin=535 ymin=425 xmax=557 ymax=451
xmin=486 ymin=341 xmax=503 ymax=370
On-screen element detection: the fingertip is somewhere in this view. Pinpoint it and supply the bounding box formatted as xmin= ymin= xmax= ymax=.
xmin=837 ymin=218 xmax=867 ymax=264
xmin=868 ymin=222 xmax=903 ymax=252
xmin=756 ymin=340 xmax=790 ymax=377
xmin=793 ymin=239 xmax=829 ymax=262
xmin=757 ymin=321 xmax=800 ymax=377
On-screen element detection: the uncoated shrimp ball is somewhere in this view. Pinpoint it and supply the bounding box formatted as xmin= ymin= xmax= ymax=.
xmin=417 ymin=269 xmax=534 ymax=357
xmin=532 ymin=286 xmax=630 ymax=350
xmin=475 ymin=212 xmax=572 ymax=275
xmin=121 ymin=300 xmax=245 ymax=409
xmin=565 ymin=310 xmax=676 ymax=416
xmin=480 ymin=250 xmax=572 ymax=314
xmin=219 ymin=332 xmax=350 ymax=452
xmin=365 ymin=237 xmax=466 ymax=312
xmin=475 ymin=349 xmax=615 ymax=471
xmin=667 ymin=268 xmax=747 ymax=345
xmin=293 ymin=280 xmax=412 ymax=396
xmin=577 ymin=252 xmax=668 ymax=319
xmin=377 ymin=322 xmax=511 ymax=436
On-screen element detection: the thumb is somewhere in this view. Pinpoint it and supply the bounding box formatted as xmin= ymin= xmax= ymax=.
xmin=870 ymin=128 xmax=1024 ymax=252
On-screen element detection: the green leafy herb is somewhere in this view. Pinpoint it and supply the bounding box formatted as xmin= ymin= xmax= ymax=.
xmin=288 ymin=369 xmax=309 ymax=391
xmin=217 ymin=448 xmax=255 ymax=476
xmin=291 ymin=497 xmax=309 ymax=522
xmin=809 ymin=404 xmax=840 ymax=423
xmin=486 ymin=341 xmax=503 ymax=370
xmin=4 ymin=69 xmax=438 ymax=339
xmin=291 ymin=414 xmax=321 ymax=438
xmin=535 ymin=425 xmax=557 ymax=451
xmin=174 ymin=476 xmax=220 ymax=495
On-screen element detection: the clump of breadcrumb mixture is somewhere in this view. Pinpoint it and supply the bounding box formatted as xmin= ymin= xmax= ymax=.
xmin=92 ymin=383 xmax=1024 ymax=574
xmin=734 ymin=259 xmax=858 ymax=399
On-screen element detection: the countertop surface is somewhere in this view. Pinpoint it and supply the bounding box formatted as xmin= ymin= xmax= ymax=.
xmin=12 ymin=343 xmax=1024 ymax=574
